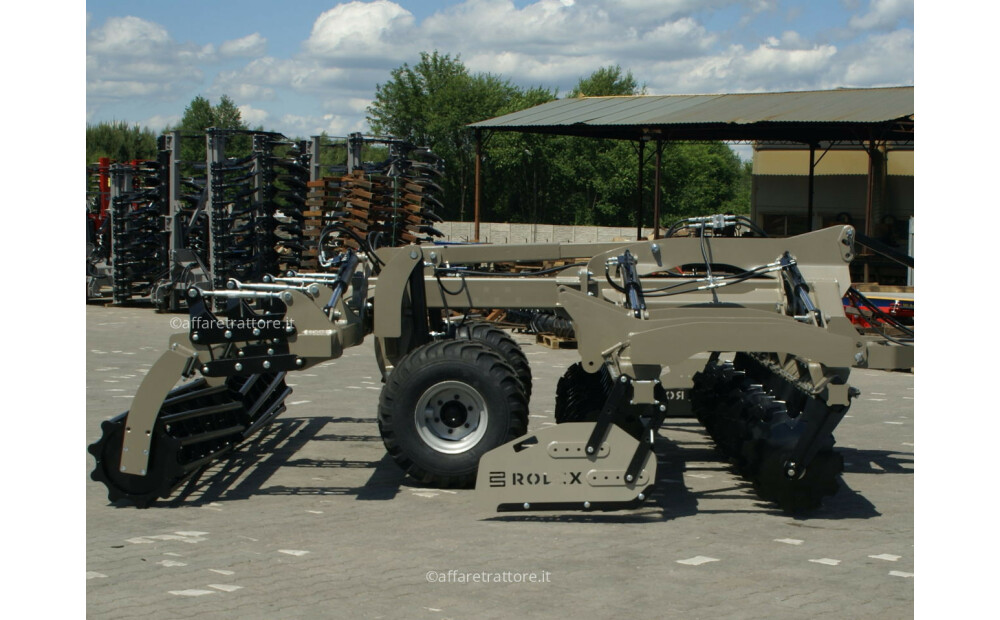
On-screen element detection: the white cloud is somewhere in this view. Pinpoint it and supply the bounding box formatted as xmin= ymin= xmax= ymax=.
xmin=142 ymin=114 xmax=181 ymax=132
xmin=849 ymin=0 xmax=913 ymax=31
xmin=839 ymin=29 xmax=913 ymax=85
xmin=87 ymin=15 xmax=210 ymax=109
xmin=347 ymin=98 xmax=373 ymax=113
xmin=274 ymin=112 xmax=366 ymax=138
xmin=88 ymin=16 xmax=171 ymax=56
xmin=238 ymin=105 xmax=270 ymax=127
xmin=304 ymin=0 xmax=419 ymax=63
xmin=87 ymin=1 xmax=914 ymax=139
xmin=647 ymin=32 xmax=839 ymax=94
xmin=220 ymin=33 xmax=267 ymax=58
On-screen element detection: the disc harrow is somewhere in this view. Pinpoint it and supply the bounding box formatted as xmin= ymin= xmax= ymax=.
xmin=89 ymin=216 xmax=912 ymax=514
xmin=691 ymin=352 xmax=849 ymax=511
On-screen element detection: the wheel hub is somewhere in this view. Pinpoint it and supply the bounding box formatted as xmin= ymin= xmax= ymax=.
xmin=415 ymin=380 xmax=489 ymax=454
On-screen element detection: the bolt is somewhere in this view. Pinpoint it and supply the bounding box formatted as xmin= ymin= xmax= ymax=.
xmin=286 ymin=325 xmax=294 ymax=334
xmin=651 ymin=243 xmax=659 ymax=252
xmin=620 ymin=376 xmax=628 ymax=383
xmin=586 ymin=446 xmax=595 ymax=454
xmin=583 ymin=501 xmax=591 ymax=509
xmin=224 ymin=330 xmax=233 ymax=339
xmin=192 ymin=333 xmax=200 ymax=342
xmin=625 ymin=474 xmax=634 ymax=482
xmin=296 ymin=358 xmax=304 ymax=366
xmin=854 ymin=352 xmax=865 ymax=363
xmin=429 ymin=251 xmax=437 ymax=260
xmin=523 ymin=503 xmax=530 ymax=510
xmin=263 ymin=361 xmax=271 ymax=369
xmin=234 ymin=362 xmax=243 ymax=371
xmin=410 ymin=250 xmax=419 ymax=260
xmin=202 ymin=366 xmax=209 ymax=374
xmin=187 ymin=288 xmax=198 ymax=298
xmin=659 ymin=405 xmax=666 ymax=412
xmin=253 ymin=328 xmax=261 ymax=336
xmin=637 ymin=493 xmax=645 ymax=501
xmin=267 ymin=348 xmax=275 ymax=355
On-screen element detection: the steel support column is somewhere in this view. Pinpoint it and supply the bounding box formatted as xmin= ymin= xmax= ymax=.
xmin=653 ymin=140 xmax=663 ymax=239
xmin=474 ymin=129 xmax=482 ymax=242
xmin=636 ymin=139 xmax=645 ymax=240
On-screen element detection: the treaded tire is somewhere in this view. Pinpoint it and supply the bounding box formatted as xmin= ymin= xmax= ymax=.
xmin=377 ymin=339 xmax=528 ymax=487
xmin=454 ymin=322 xmax=533 ymax=401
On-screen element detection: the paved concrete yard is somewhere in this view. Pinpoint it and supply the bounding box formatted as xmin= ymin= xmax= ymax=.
xmin=87 ymin=304 xmax=913 ymax=619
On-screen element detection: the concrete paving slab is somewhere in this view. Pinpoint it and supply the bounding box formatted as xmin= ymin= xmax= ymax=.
xmin=86 ymin=304 xmax=913 ymax=619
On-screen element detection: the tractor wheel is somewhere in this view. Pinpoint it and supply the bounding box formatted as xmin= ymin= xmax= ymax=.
xmin=377 ymin=339 xmax=528 ymax=487
xmin=454 ymin=322 xmax=532 ymax=401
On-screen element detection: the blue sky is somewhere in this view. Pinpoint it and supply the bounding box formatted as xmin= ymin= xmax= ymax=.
xmin=85 ymin=0 xmax=914 ymax=140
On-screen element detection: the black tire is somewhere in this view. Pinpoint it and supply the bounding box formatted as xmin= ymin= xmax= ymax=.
xmin=454 ymin=322 xmax=533 ymax=401
xmin=377 ymin=339 xmax=528 ymax=487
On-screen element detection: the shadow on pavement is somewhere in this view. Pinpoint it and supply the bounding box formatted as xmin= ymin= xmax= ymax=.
xmin=158 ymin=416 xmax=410 ymax=507
xmin=145 ymin=415 xmax=907 ymax=521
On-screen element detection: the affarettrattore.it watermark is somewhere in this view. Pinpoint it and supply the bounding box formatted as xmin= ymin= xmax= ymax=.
xmin=426 ymin=570 xmax=552 ymax=584
xmin=169 ymin=316 xmax=292 ymax=331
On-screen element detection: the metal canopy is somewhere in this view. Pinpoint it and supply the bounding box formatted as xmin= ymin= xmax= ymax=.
xmin=468 ymin=86 xmax=914 ymax=242
xmin=469 ymin=86 xmax=913 ymax=143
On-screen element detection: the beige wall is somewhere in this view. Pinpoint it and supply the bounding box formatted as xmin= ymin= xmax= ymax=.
xmin=751 ymin=145 xmax=913 ymax=232
xmin=435 ymin=221 xmax=653 ymax=244
xmin=753 ymin=149 xmax=913 ymax=177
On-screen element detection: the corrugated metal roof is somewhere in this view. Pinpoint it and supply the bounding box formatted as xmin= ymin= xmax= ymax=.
xmin=469 ymin=86 xmax=913 ymax=142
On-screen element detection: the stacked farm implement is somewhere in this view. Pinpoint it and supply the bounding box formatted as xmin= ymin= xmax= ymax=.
xmin=87 ymin=131 xmax=443 ymax=309
xmin=314 ymin=134 xmax=445 ymax=261
xmin=108 ymin=159 xmax=169 ymax=305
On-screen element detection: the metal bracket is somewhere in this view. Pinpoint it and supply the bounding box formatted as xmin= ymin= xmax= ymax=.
xmin=586 ymin=374 xmax=631 ymax=455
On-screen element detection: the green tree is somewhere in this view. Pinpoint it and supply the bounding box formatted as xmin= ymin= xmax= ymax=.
xmin=86 ymin=120 xmax=158 ymax=163
xmin=368 ymin=57 xmax=750 ymax=228
xmin=368 ymin=51 xmax=526 ymax=220
xmin=166 ymin=94 xmax=250 ymax=164
xmin=489 ymin=66 xmax=645 ymax=226
xmin=658 ymin=142 xmax=749 ymax=222
xmin=569 ymin=65 xmax=644 ymax=97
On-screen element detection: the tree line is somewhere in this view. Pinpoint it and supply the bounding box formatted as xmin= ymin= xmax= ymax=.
xmin=87 ymin=53 xmax=750 ymax=228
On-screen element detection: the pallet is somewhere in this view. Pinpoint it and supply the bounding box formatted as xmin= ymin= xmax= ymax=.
xmin=536 ymin=333 xmax=577 ymax=349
